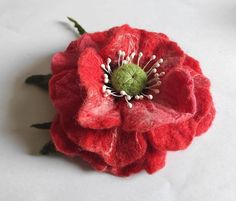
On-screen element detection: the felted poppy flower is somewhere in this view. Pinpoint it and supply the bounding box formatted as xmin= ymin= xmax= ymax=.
xmin=42 ymin=23 xmax=215 ymax=176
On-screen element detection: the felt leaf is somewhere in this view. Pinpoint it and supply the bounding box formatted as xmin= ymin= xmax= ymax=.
xmin=25 ymin=74 xmax=52 ymax=90
xmin=40 ymin=141 xmax=56 ymax=155
xmin=67 ymin=17 xmax=86 ymax=35
xmin=31 ymin=122 xmax=51 ymax=129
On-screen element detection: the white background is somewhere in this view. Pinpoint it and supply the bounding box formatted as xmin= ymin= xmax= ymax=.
xmin=0 ymin=0 xmax=235 ymax=200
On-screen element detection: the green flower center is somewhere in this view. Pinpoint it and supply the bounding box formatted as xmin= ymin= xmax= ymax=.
xmin=111 ymin=63 xmax=147 ymax=96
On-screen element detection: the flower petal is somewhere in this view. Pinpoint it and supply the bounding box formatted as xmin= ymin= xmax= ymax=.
xmin=151 ymin=38 xmax=185 ymax=69
xmin=51 ymin=34 xmax=97 ymax=75
xmin=64 ymin=121 xmax=147 ymax=168
xmin=157 ymin=68 xmax=196 ymax=114
xmin=183 ymin=54 xmax=202 ymax=74
xmin=51 ymin=52 xmax=78 ymax=75
xmin=192 ymin=75 xmax=215 ymax=136
xmin=137 ymin=30 xmax=169 ymax=65
xmin=66 ymin=33 xmax=97 ymax=53
xmin=109 ymin=157 xmax=145 ymax=176
xmin=50 ymin=115 xmax=80 ymax=156
xmin=147 ymin=119 xmax=197 ymax=151
xmin=79 ymin=151 xmax=108 ymax=171
xmin=77 ymin=47 xmax=121 ymax=129
xmin=196 ymin=105 xmax=215 ymax=136
xmin=99 ymin=24 xmax=141 ymax=61
xmin=119 ymin=100 xmax=192 ymax=133
xmin=105 ymin=130 xmax=147 ymax=168
xmin=49 ymin=69 xmax=85 ymax=117
xmin=144 ymin=148 xmax=166 ymax=174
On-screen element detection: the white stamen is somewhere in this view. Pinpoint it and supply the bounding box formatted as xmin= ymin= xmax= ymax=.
xmin=106 ymin=58 xmax=112 ymax=74
xmin=126 ymin=95 xmax=132 ymax=101
xmin=137 ymin=52 xmax=143 ymax=66
xmin=104 ymin=78 xmax=109 ymax=84
xmin=149 ymin=88 xmax=160 ymax=94
xmin=104 ymin=74 xmax=108 ymax=78
xmin=135 ymin=95 xmax=140 ymax=100
xmin=143 ymin=55 xmax=156 ymax=70
xmin=146 ymin=81 xmax=162 ymax=89
xmin=125 ymin=96 xmax=132 ymax=108
xmin=159 ymin=72 xmax=165 ymax=76
xmin=102 ymin=85 xmax=107 ymax=92
xmin=122 ymin=60 xmax=128 ymax=65
xmin=127 ymin=102 xmax=132 ymax=108
xmin=120 ymin=90 xmax=127 ymax=96
xmin=118 ymin=50 xmax=122 ymax=66
xmin=110 ymin=92 xmax=124 ymax=97
xmin=126 ymin=56 xmax=131 ymax=63
xmin=139 ymin=95 xmax=144 ymax=99
xmin=101 ymin=64 xmax=109 ymax=73
xmin=130 ymin=52 xmax=136 ymax=62
xmin=147 ymin=76 xmax=160 ymax=84
xmin=158 ymin=58 xmax=164 ymax=63
xmin=142 ymin=93 xmax=153 ymax=100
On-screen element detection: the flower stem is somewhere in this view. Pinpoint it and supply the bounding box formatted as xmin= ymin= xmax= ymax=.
xmin=67 ymin=17 xmax=86 ymax=35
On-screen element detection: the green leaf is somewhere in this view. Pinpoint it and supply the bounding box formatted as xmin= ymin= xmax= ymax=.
xmin=40 ymin=141 xmax=56 ymax=155
xmin=25 ymin=74 xmax=52 ymax=91
xmin=67 ymin=17 xmax=86 ymax=35
xmin=31 ymin=122 xmax=51 ymax=129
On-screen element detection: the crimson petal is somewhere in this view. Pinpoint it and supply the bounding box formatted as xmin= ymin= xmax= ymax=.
xmin=99 ymin=24 xmax=141 ymax=61
xmin=119 ymin=100 xmax=192 ymax=133
xmin=77 ymin=47 xmax=121 ymax=129
xmin=157 ymin=68 xmax=196 ymax=113
xmin=50 ymin=115 xmax=80 ymax=156
xmin=144 ymin=147 xmax=166 ymax=174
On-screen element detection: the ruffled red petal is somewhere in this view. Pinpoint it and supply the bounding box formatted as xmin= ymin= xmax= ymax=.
xmin=66 ymin=33 xmax=97 ymax=53
xmin=196 ymin=105 xmax=215 ymax=136
xmin=137 ymin=30 xmax=169 ymax=65
xmin=151 ymin=39 xmax=185 ymax=69
xmin=51 ymin=34 xmax=97 ymax=75
xmin=157 ymin=68 xmax=196 ymax=113
xmin=50 ymin=115 xmax=80 ymax=156
xmin=64 ymin=120 xmax=147 ymax=168
xmin=77 ymin=47 xmax=121 ymax=129
xmin=147 ymin=119 xmax=197 ymax=151
xmin=119 ymin=100 xmax=192 ymax=133
xmin=51 ymin=52 xmax=78 ymax=75
xmin=109 ymin=157 xmax=145 ymax=177
xmin=99 ymin=24 xmax=141 ymax=61
xmin=49 ymin=69 xmax=85 ymax=117
xmin=183 ymin=54 xmax=202 ymax=74
xmin=144 ymin=147 xmax=166 ymax=174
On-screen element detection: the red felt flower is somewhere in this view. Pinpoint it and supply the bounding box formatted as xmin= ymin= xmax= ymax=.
xmin=49 ymin=24 xmax=215 ymax=176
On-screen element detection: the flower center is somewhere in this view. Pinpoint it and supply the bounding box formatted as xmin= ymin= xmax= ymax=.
xmin=111 ymin=63 xmax=147 ymax=96
xmin=100 ymin=50 xmax=165 ymax=108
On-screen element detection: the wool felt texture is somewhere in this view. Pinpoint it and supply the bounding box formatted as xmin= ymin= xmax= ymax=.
xmin=49 ymin=24 xmax=215 ymax=176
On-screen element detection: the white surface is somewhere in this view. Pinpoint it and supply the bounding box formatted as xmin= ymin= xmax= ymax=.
xmin=0 ymin=0 xmax=235 ymax=200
